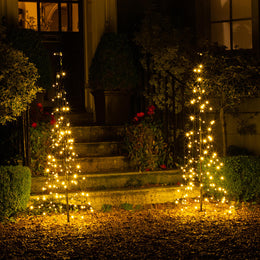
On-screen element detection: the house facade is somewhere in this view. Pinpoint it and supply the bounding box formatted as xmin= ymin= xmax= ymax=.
xmin=196 ymin=0 xmax=259 ymax=55
xmin=1 ymin=0 xmax=259 ymax=154
xmin=1 ymin=0 xmax=259 ymax=107
xmin=195 ymin=0 xmax=260 ymax=155
xmin=0 ymin=0 xmax=117 ymax=114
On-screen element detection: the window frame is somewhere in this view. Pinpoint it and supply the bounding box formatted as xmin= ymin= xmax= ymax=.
xmin=18 ymin=0 xmax=80 ymax=32
xmin=210 ymin=0 xmax=253 ymax=50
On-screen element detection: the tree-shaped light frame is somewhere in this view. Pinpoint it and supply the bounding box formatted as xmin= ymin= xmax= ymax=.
xmin=41 ymin=52 xmax=92 ymax=222
xmin=181 ymin=64 xmax=227 ymax=211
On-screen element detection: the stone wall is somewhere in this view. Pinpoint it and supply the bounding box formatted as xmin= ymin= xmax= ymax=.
xmin=215 ymin=97 xmax=260 ymax=155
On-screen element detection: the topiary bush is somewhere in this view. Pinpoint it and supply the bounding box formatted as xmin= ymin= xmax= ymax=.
xmin=0 ymin=166 xmax=31 ymax=219
xmin=89 ymin=32 xmax=140 ymax=91
xmin=202 ymin=156 xmax=260 ymax=202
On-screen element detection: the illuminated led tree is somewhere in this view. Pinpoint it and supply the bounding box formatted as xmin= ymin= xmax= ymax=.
xmin=181 ymin=64 xmax=226 ymax=211
xmin=41 ymin=52 xmax=92 ymax=222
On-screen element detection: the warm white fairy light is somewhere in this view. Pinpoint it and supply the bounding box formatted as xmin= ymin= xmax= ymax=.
xmin=32 ymin=52 xmax=93 ymax=221
xmin=181 ymin=64 xmax=226 ymax=211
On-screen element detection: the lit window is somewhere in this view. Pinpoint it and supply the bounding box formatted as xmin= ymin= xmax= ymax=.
xmin=210 ymin=0 xmax=252 ymax=50
xmin=18 ymin=0 xmax=79 ymax=32
xmin=18 ymin=2 xmax=38 ymax=30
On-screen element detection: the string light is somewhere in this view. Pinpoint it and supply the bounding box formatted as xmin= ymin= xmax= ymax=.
xmin=181 ymin=64 xmax=226 ymax=211
xmin=32 ymin=52 xmax=93 ymax=221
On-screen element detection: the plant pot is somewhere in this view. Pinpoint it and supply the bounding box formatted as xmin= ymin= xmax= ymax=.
xmin=93 ymin=90 xmax=132 ymax=124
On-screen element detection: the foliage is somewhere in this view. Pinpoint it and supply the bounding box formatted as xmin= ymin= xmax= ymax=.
xmin=30 ymin=123 xmax=51 ymax=176
xmin=0 ymin=165 xmax=31 ymax=219
xmin=30 ymin=102 xmax=54 ymax=176
xmin=120 ymin=203 xmax=133 ymax=211
xmin=200 ymin=46 xmax=259 ymax=112
xmin=202 ymin=156 xmax=260 ymax=202
xmin=101 ymin=204 xmax=112 ymax=213
xmin=7 ymin=28 xmax=52 ymax=90
xmin=0 ymin=42 xmax=41 ymax=125
xmin=89 ymin=33 xmax=141 ymax=91
xmin=199 ymin=45 xmax=260 ymax=155
xmin=135 ymin=12 xmax=259 ymax=158
xmin=134 ymin=11 xmax=195 ymax=111
xmin=124 ymin=105 xmax=173 ymax=172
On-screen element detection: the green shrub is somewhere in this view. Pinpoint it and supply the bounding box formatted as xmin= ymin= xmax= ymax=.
xmin=30 ymin=122 xmax=52 ymax=176
xmin=0 ymin=42 xmax=41 ymax=125
xmin=89 ymin=33 xmax=140 ymax=91
xmin=0 ymin=166 xmax=31 ymax=219
xmin=30 ymin=102 xmax=54 ymax=176
xmin=202 ymin=156 xmax=260 ymax=202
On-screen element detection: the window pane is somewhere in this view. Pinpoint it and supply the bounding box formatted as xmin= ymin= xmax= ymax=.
xmin=18 ymin=2 xmax=37 ymax=30
xmin=233 ymin=20 xmax=252 ymax=49
xmin=211 ymin=0 xmax=230 ymax=21
xmin=72 ymin=3 xmax=79 ymax=32
xmin=61 ymin=3 xmax=68 ymax=31
xmin=232 ymin=0 xmax=252 ymax=19
xmin=40 ymin=3 xmax=59 ymax=31
xmin=211 ymin=22 xmax=231 ymax=49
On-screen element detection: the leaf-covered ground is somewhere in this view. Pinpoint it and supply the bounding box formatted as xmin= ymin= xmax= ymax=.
xmin=0 ymin=202 xmax=259 ymax=259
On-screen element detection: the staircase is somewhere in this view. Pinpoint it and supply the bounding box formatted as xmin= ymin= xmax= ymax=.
xmin=72 ymin=124 xmax=133 ymax=173
xmin=30 ymin=113 xmax=190 ymax=210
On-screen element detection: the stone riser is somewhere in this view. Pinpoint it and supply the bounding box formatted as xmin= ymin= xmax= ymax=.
xmin=74 ymin=141 xmax=123 ymax=157
xmin=72 ymin=125 xmax=123 ymax=143
xmin=77 ymin=156 xmax=133 ymax=173
xmin=30 ymin=186 xmax=200 ymax=210
xmin=31 ymin=170 xmax=183 ymax=194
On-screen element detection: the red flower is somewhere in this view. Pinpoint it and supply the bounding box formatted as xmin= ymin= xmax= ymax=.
xmin=133 ymin=116 xmax=139 ymax=122
xmin=145 ymin=168 xmax=151 ymax=171
xmin=147 ymin=110 xmax=155 ymax=116
xmin=160 ymin=164 xmax=167 ymax=169
xmin=31 ymin=122 xmax=37 ymax=128
xmin=147 ymin=105 xmax=155 ymax=116
xmin=50 ymin=119 xmax=56 ymax=125
xmin=148 ymin=105 xmax=155 ymax=111
xmin=137 ymin=112 xmax=145 ymax=118
xmin=176 ymin=182 xmax=180 ymax=186
xmin=37 ymin=103 xmax=43 ymax=108
xmin=45 ymin=112 xmax=50 ymax=115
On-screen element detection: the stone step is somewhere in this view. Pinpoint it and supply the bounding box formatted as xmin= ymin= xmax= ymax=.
xmin=74 ymin=141 xmax=124 ymax=157
xmin=72 ymin=125 xmax=124 ymax=143
xmin=67 ymin=112 xmax=94 ymax=126
xmin=31 ymin=169 xmax=183 ymax=194
xmin=30 ymin=185 xmax=200 ymax=211
xmin=77 ymin=155 xmax=133 ymax=173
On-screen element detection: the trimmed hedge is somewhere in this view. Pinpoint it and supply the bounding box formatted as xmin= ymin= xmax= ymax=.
xmin=202 ymin=156 xmax=260 ymax=202
xmin=0 ymin=166 xmax=31 ymax=219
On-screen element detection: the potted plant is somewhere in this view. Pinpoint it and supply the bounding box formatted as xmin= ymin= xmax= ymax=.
xmin=89 ymin=33 xmax=141 ymax=124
